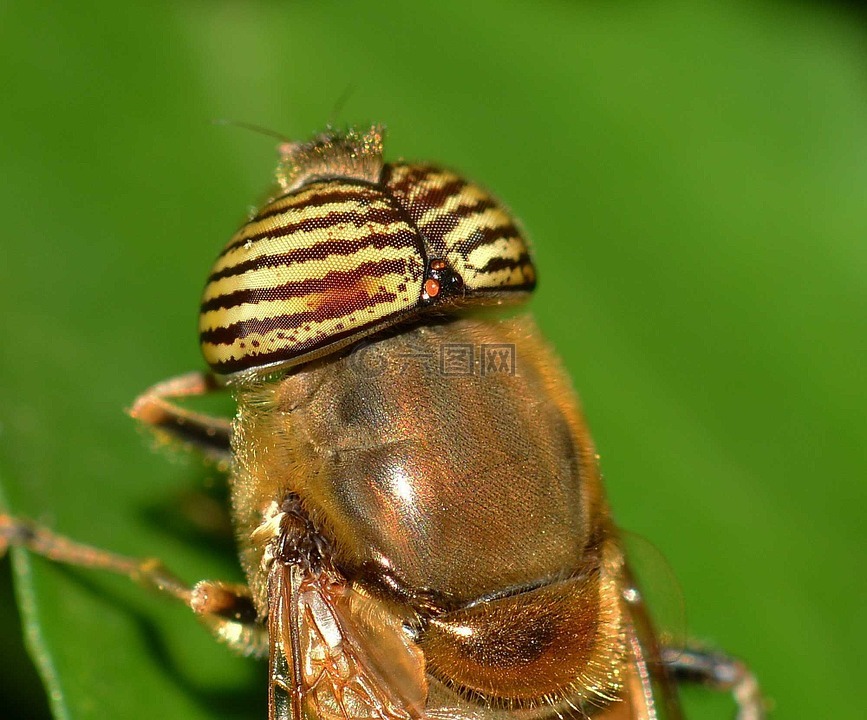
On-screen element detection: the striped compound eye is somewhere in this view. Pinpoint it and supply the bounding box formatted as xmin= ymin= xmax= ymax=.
xmin=199 ymin=127 xmax=536 ymax=378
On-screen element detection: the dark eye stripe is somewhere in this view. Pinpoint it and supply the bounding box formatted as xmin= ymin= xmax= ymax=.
xmin=250 ymin=185 xmax=370 ymax=223
xmin=474 ymin=252 xmax=535 ymax=275
xmin=381 ymin=164 xmax=437 ymax=196
xmin=452 ymin=223 xmax=523 ymax=258
xmin=200 ymin=287 xmax=402 ymax=346
xmin=217 ymin=204 xmax=399 ymax=259
xmin=417 ymin=197 xmax=499 ymax=236
xmin=207 ymin=229 xmax=417 ymax=284
xmin=201 ymin=257 xmax=411 ymax=314
xmin=404 ymin=177 xmax=469 ymax=217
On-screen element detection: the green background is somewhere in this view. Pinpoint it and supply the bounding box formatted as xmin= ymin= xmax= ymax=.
xmin=1 ymin=1 xmax=864 ymax=718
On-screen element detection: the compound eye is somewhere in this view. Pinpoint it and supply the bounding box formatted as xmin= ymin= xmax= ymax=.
xmin=199 ymin=180 xmax=424 ymax=377
xmin=419 ymin=571 xmax=624 ymax=705
xmin=384 ymin=164 xmax=536 ymax=296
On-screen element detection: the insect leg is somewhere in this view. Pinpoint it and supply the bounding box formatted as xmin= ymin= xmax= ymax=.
xmin=0 ymin=514 xmax=266 ymax=657
xmin=129 ymin=370 xmax=232 ymax=464
xmin=662 ymin=646 xmax=765 ymax=720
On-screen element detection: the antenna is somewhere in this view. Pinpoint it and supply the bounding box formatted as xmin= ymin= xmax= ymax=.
xmin=211 ymin=118 xmax=292 ymax=144
xmin=327 ymin=84 xmax=356 ymax=127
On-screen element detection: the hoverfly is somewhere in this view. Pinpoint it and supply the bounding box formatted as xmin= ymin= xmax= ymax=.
xmin=1 ymin=126 xmax=764 ymax=719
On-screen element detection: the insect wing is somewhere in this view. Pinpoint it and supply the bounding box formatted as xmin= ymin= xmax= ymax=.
xmin=620 ymin=532 xmax=686 ymax=659
xmin=615 ymin=568 xmax=685 ymax=720
xmin=267 ymin=562 xmax=427 ymax=720
xmin=269 ymin=561 xmax=302 ymax=720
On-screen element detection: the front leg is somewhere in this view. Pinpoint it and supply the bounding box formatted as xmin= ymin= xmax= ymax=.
xmin=0 ymin=514 xmax=266 ymax=657
xmin=129 ymin=371 xmax=233 ymax=466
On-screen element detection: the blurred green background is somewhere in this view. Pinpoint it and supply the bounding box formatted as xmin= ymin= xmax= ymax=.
xmin=1 ymin=1 xmax=864 ymax=718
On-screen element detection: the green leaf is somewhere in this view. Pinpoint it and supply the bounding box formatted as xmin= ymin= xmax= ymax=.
xmin=1 ymin=2 xmax=865 ymax=718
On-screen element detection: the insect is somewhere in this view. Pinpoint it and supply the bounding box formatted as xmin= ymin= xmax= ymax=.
xmin=1 ymin=126 xmax=764 ymax=719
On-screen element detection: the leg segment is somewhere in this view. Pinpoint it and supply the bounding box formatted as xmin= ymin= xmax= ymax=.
xmin=662 ymin=646 xmax=765 ymax=720
xmin=0 ymin=514 xmax=265 ymax=657
xmin=129 ymin=371 xmax=233 ymax=465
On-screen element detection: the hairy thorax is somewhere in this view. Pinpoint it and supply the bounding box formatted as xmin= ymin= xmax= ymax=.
xmin=230 ymin=315 xmax=607 ymax=617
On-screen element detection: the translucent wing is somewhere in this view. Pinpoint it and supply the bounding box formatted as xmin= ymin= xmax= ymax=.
xmin=620 ymin=530 xmax=687 ymax=659
xmin=268 ymin=561 xmax=428 ymax=720
xmin=615 ymin=558 xmax=685 ymax=719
